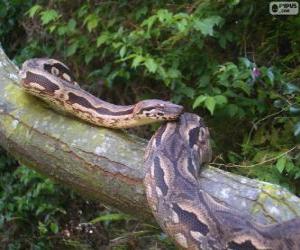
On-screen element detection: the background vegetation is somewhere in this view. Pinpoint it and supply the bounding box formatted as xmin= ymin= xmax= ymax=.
xmin=1 ymin=0 xmax=300 ymax=249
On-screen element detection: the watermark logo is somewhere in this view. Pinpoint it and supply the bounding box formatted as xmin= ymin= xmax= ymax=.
xmin=269 ymin=1 xmax=299 ymax=15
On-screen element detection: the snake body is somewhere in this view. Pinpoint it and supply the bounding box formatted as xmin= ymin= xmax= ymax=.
xmin=20 ymin=59 xmax=300 ymax=250
xmin=19 ymin=58 xmax=183 ymax=128
xmin=144 ymin=114 xmax=300 ymax=250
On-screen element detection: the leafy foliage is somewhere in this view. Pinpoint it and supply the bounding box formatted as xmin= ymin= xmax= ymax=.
xmin=0 ymin=148 xmax=170 ymax=249
xmin=0 ymin=149 xmax=63 ymax=249
xmin=0 ymin=0 xmax=33 ymax=57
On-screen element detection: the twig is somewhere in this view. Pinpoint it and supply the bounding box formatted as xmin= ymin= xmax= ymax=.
xmin=246 ymin=108 xmax=286 ymax=145
xmin=210 ymin=146 xmax=297 ymax=168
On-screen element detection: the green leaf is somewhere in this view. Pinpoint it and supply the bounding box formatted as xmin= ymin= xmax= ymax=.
xmin=177 ymin=19 xmax=188 ymax=32
xmin=273 ymin=99 xmax=284 ymax=108
xmin=267 ymin=68 xmax=274 ymax=85
xmin=119 ymin=46 xmax=126 ymax=58
xmin=67 ymin=19 xmax=76 ymax=31
xmin=38 ymin=221 xmax=48 ymax=234
xmin=226 ymin=104 xmax=239 ymax=117
xmin=84 ymin=14 xmax=98 ymax=31
xmin=214 ymin=95 xmax=228 ymax=105
xmin=144 ymin=58 xmax=158 ymax=73
xmin=205 ymin=96 xmax=216 ymax=115
xmin=295 ymin=171 xmax=300 ymax=179
xmin=50 ymin=223 xmax=59 ymax=233
xmin=141 ymin=15 xmax=157 ymax=31
xmin=40 ymin=10 xmax=60 ymax=25
xmin=96 ymin=33 xmax=110 ymax=47
xmin=285 ymin=83 xmax=300 ymax=94
xmin=167 ymin=68 xmax=181 ymax=79
xmin=90 ymin=213 xmax=131 ymax=224
xmin=276 ymin=156 xmax=286 ymax=173
xmin=66 ymin=42 xmax=78 ymax=57
xmin=232 ymin=80 xmax=251 ymax=95
xmin=135 ymin=6 xmax=148 ymax=19
xmin=239 ymin=57 xmax=252 ymax=68
xmin=285 ymin=160 xmax=295 ymax=173
xmin=27 ymin=5 xmax=42 ymax=18
xmin=112 ymin=42 xmax=122 ymax=49
xmin=179 ymin=85 xmax=195 ymax=99
xmin=157 ymin=9 xmax=173 ymax=23
xmin=49 ymin=25 xmax=56 ymax=33
xmin=57 ymin=26 xmax=67 ymax=36
xmin=193 ymin=95 xmax=207 ymax=109
xmin=85 ymin=52 xmax=94 ymax=64
xmin=218 ymin=36 xmax=226 ymax=49
xmin=294 ymin=121 xmax=300 ymax=136
xmin=198 ymin=75 xmax=210 ymax=87
xmin=229 ymin=0 xmax=240 ymax=5
xmin=85 ymin=14 xmax=99 ymax=32
xmin=132 ymin=55 xmax=144 ymax=68
xmin=289 ymin=105 xmax=300 ymax=115
xmin=193 ymin=16 xmax=222 ymax=36
xmin=88 ymin=20 xmax=97 ymax=32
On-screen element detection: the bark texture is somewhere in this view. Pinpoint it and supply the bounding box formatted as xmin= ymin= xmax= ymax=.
xmin=0 ymin=45 xmax=299 ymax=225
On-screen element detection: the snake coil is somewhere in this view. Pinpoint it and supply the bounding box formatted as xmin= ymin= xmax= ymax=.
xmin=20 ymin=58 xmax=300 ymax=250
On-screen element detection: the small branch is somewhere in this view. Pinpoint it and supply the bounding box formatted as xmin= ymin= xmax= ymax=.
xmin=246 ymin=108 xmax=286 ymax=145
xmin=211 ymin=146 xmax=298 ymax=168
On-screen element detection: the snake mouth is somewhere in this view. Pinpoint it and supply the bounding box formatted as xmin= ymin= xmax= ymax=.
xmin=133 ymin=99 xmax=184 ymax=121
xmin=162 ymin=104 xmax=184 ymax=120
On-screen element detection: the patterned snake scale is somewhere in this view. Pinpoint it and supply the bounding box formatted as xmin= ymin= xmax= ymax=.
xmin=144 ymin=114 xmax=300 ymax=250
xmin=19 ymin=58 xmax=300 ymax=250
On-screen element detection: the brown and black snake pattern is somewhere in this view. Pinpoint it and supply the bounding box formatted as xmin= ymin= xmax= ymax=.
xmin=20 ymin=58 xmax=300 ymax=250
xmin=19 ymin=58 xmax=184 ymax=129
xmin=144 ymin=113 xmax=300 ymax=250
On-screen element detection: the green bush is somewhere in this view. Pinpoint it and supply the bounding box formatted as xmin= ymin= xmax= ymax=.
xmin=0 ymin=147 xmax=65 ymax=249
xmin=0 ymin=148 xmax=174 ymax=249
xmin=0 ymin=0 xmax=34 ymax=57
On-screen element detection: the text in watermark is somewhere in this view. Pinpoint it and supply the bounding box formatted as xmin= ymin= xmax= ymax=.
xmin=269 ymin=1 xmax=299 ymax=15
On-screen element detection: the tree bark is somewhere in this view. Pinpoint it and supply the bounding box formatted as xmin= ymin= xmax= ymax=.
xmin=0 ymin=45 xmax=299 ymax=226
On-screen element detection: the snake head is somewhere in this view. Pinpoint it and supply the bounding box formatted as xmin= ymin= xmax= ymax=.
xmin=133 ymin=99 xmax=184 ymax=121
xmin=20 ymin=58 xmax=76 ymax=84
xmin=180 ymin=113 xmax=212 ymax=164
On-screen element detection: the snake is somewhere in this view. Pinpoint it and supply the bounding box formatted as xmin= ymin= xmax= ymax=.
xmin=19 ymin=58 xmax=183 ymax=128
xmin=19 ymin=58 xmax=300 ymax=250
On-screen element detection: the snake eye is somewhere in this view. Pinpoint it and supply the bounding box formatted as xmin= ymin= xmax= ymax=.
xmin=51 ymin=67 xmax=60 ymax=76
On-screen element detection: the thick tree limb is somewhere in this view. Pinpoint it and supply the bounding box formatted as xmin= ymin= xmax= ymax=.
xmin=0 ymin=45 xmax=299 ymax=225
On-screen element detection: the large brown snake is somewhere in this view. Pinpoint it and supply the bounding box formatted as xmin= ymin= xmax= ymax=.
xmin=20 ymin=58 xmax=300 ymax=250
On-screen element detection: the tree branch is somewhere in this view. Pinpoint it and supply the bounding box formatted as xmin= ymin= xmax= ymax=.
xmin=0 ymin=45 xmax=299 ymax=225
